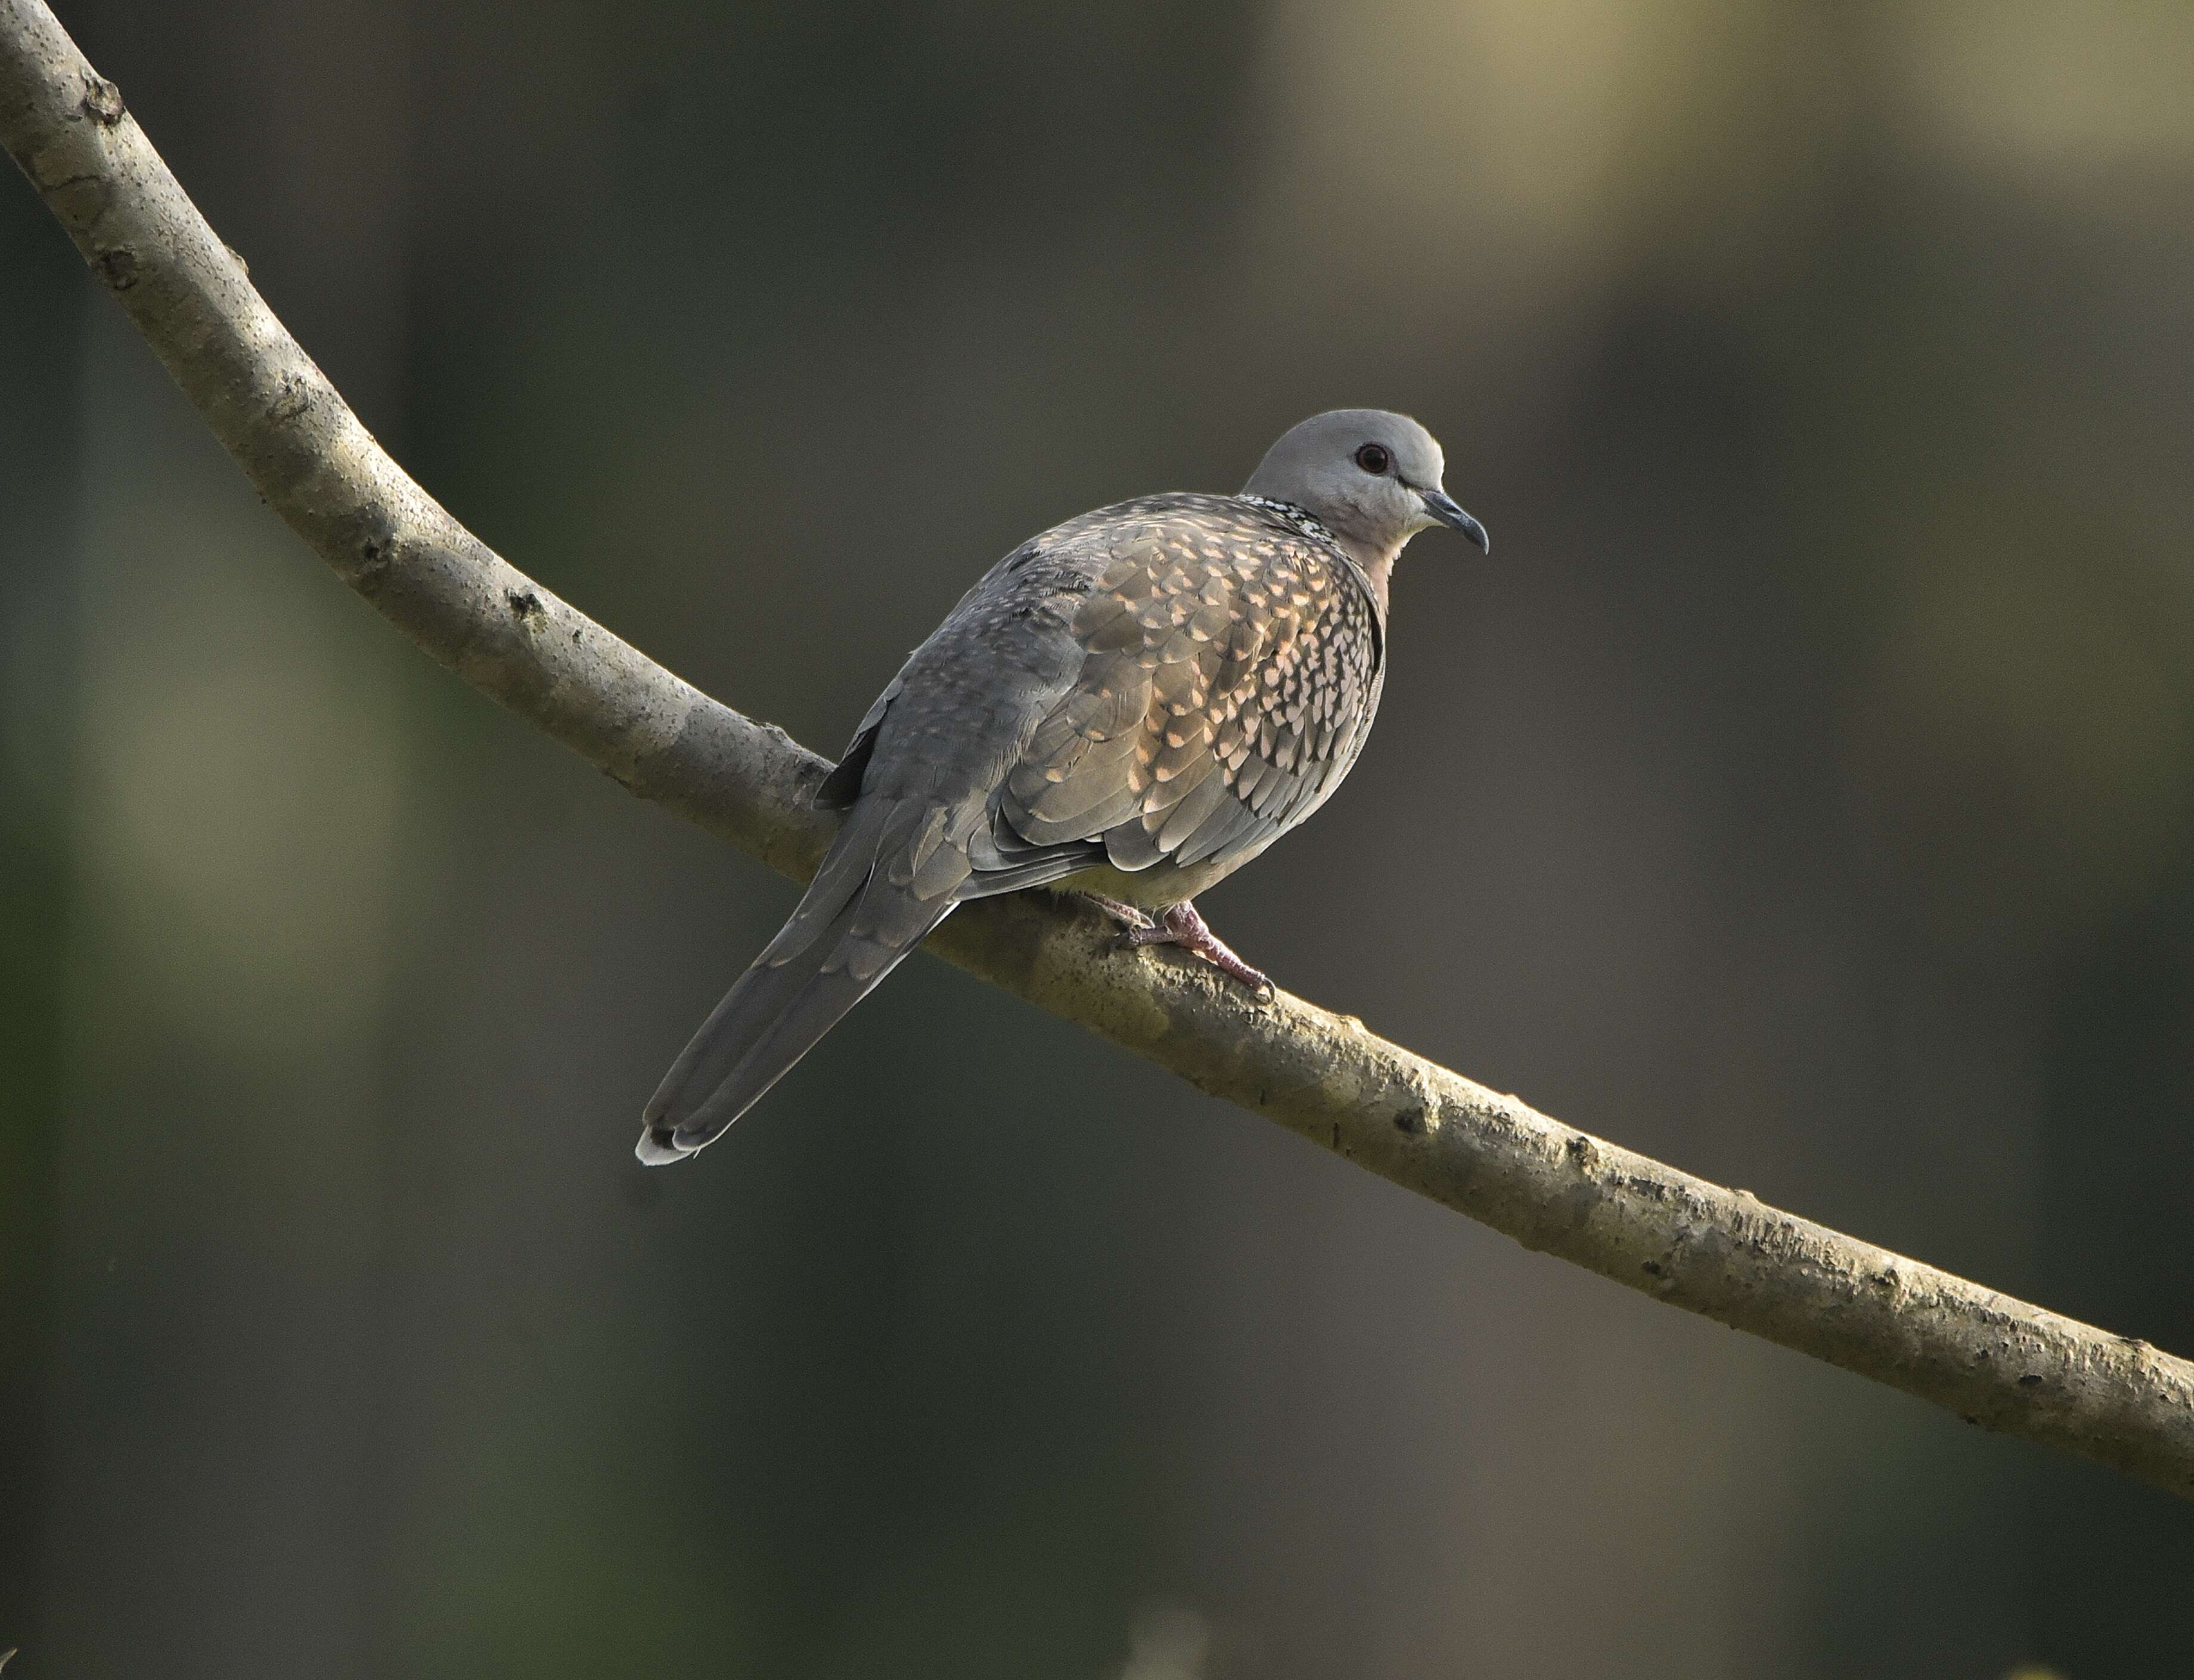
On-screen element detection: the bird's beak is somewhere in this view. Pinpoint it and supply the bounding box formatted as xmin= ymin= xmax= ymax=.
xmin=1420 ymin=487 xmax=1490 ymax=554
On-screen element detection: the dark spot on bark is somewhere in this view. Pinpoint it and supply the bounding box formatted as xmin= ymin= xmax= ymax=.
xmin=507 ymin=589 xmax=544 ymax=623
xmin=95 ymin=248 xmax=139 ymax=291
xmin=351 ymin=506 xmax=400 ymax=578
xmin=2017 ymin=1373 xmax=2042 ymax=1388
xmin=1394 ymin=1106 xmax=1423 ymax=1134
xmin=268 ymin=375 xmax=310 ymax=425
xmin=1641 ymin=1260 xmax=1663 ymax=1276
xmin=80 ymin=75 xmax=126 ymax=125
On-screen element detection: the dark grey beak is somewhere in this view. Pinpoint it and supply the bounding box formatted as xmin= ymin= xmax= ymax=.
xmin=1420 ymin=488 xmax=1490 ymax=554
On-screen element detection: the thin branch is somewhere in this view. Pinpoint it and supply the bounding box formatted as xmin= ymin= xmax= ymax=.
xmin=6 ymin=0 xmax=2192 ymax=1500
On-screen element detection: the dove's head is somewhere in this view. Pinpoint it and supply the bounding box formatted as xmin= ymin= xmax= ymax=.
xmin=1242 ymin=409 xmax=1487 ymax=586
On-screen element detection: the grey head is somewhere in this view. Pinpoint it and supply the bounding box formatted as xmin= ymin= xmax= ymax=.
xmin=1241 ymin=409 xmax=1488 ymax=564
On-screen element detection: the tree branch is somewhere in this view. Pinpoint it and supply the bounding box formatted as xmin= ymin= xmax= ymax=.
xmin=7 ymin=0 xmax=2192 ymax=1500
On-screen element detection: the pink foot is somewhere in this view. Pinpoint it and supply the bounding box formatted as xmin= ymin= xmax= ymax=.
xmin=1087 ymin=896 xmax=1274 ymax=1000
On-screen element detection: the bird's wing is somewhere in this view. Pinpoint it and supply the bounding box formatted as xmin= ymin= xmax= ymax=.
xmin=988 ymin=498 xmax=1383 ymax=887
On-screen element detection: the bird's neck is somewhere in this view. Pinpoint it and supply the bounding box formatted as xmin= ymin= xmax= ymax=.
xmin=1340 ymin=535 xmax=1403 ymax=618
xmin=1238 ymin=493 xmax=1398 ymax=618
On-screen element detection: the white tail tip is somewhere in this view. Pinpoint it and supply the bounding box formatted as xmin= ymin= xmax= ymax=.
xmin=634 ymin=1124 xmax=694 ymax=1166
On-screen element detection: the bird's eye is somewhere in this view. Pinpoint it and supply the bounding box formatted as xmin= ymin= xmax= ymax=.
xmin=1355 ymin=443 xmax=1391 ymax=475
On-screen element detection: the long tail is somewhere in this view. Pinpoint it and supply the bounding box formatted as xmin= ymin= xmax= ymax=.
xmin=636 ymin=800 xmax=953 ymax=1163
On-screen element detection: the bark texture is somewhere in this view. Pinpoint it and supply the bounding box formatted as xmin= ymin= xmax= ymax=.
xmin=6 ymin=0 xmax=2190 ymax=1499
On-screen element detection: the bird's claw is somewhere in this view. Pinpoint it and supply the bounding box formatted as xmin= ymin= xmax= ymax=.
xmin=1086 ymin=895 xmax=1275 ymax=1001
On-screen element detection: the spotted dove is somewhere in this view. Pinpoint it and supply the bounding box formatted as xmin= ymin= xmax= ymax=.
xmin=638 ymin=409 xmax=1487 ymax=1163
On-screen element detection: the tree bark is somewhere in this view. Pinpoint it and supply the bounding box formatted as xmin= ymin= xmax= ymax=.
xmin=6 ymin=0 xmax=2192 ymax=1500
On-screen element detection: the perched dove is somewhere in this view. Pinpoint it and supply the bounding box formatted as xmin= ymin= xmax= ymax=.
xmin=639 ymin=409 xmax=1487 ymax=1163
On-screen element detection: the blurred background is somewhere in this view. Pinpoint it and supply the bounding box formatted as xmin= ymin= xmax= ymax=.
xmin=4 ymin=1 xmax=2192 ymax=1674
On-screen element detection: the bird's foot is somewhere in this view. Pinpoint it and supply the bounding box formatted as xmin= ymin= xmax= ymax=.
xmin=1084 ymin=894 xmax=1156 ymax=935
xmin=1092 ymin=897 xmax=1274 ymax=1001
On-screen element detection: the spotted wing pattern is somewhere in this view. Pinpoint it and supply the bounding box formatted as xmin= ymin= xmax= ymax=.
xmin=996 ymin=496 xmax=1385 ymax=884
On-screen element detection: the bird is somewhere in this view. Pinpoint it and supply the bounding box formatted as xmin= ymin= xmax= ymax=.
xmin=637 ymin=409 xmax=1487 ymax=1164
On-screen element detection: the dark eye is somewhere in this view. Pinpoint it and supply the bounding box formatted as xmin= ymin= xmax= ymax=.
xmin=1355 ymin=443 xmax=1391 ymax=475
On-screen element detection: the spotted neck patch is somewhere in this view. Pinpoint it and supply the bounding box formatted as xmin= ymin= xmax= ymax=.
xmin=1238 ymin=494 xmax=1346 ymax=555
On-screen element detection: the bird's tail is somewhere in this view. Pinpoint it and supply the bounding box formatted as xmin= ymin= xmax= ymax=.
xmin=636 ymin=799 xmax=953 ymax=1163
